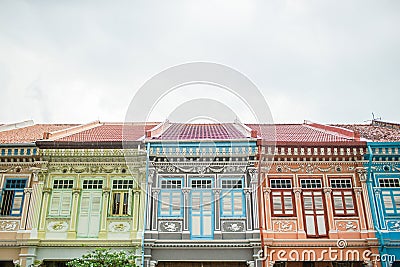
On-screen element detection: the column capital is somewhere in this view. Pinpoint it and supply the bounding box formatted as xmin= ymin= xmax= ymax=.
xmin=356 ymin=167 xmax=368 ymax=182
xmin=323 ymin=187 xmax=332 ymax=195
xmin=263 ymin=188 xmax=271 ymax=195
xmin=212 ymin=188 xmax=222 ymax=195
xmin=43 ymin=187 xmax=52 ymax=194
xmin=72 ymin=188 xmax=81 ymax=195
xmin=182 ymin=188 xmax=191 ymax=195
xmin=353 ymin=187 xmax=363 ymax=196
xmin=24 ymin=188 xmax=33 ymax=194
xmin=152 ymin=189 xmax=160 ymax=196
xmin=374 ymin=188 xmax=381 ymax=196
xmin=244 ymin=188 xmax=252 ymax=195
xmin=293 ymin=187 xmax=302 ymax=198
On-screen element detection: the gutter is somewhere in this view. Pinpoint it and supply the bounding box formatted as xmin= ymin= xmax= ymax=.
xmin=367 ymin=144 xmax=386 ymax=256
xmin=0 ymin=142 xmax=36 ymax=147
xmin=35 ymin=141 xmax=142 ymax=149
xmin=257 ymin=139 xmax=266 ymax=267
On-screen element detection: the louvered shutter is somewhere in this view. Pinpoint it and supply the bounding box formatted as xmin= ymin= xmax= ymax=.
xmin=60 ymin=191 xmax=72 ymax=216
xmin=11 ymin=190 xmax=24 ymax=215
xmin=49 ymin=191 xmax=62 ymax=216
xmin=127 ymin=189 xmax=132 ymax=216
xmin=88 ymin=191 xmax=102 ymax=237
xmin=77 ymin=191 xmax=91 ymax=236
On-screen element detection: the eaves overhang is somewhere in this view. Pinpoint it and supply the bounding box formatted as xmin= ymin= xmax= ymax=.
xmin=259 ymin=140 xmax=367 ymax=147
xmin=0 ymin=142 xmax=36 ymax=147
xmin=36 ymin=140 xmax=143 ymax=149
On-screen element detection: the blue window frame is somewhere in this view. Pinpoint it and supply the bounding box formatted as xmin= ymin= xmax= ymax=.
xmin=382 ymin=190 xmax=400 ymax=215
xmin=158 ymin=177 xmax=183 ymax=217
xmin=0 ymin=178 xmax=27 ymax=216
xmin=378 ymin=177 xmax=400 ymax=215
xmin=220 ymin=177 xmax=245 ymax=217
xmin=190 ymin=177 xmax=214 ymax=239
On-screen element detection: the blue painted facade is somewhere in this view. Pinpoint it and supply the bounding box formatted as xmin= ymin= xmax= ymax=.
xmin=144 ymin=138 xmax=261 ymax=265
xmin=365 ymin=142 xmax=400 ymax=266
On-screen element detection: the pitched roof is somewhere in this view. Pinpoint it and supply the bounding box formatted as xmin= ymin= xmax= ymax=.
xmin=152 ymin=123 xmax=248 ymax=140
xmin=335 ymin=122 xmax=400 ymax=142
xmin=55 ymin=123 xmax=157 ymax=142
xmin=246 ymin=123 xmax=361 ymax=144
xmin=0 ymin=124 xmax=77 ymax=144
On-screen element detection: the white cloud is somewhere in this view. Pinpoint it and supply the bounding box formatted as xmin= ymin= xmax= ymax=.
xmin=0 ymin=0 xmax=399 ymax=124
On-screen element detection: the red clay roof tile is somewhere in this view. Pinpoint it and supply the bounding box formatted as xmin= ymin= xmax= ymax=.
xmin=0 ymin=124 xmax=77 ymax=144
xmin=334 ymin=124 xmax=400 ymax=142
xmin=56 ymin=123 xmax=158 ymax=142
xmin=246 ymin=124 xmax=357 ymax=143
xmin=154 ymin=123 xmax=247 ymax=140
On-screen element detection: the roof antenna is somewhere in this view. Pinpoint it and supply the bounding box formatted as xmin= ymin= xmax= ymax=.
xmin=364 ymin=112 xmax=382 ymax=124
xmin=372 ymin=112 xmax=381 ymax=122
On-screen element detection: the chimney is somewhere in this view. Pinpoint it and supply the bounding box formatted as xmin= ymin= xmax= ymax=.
xmin=43 ymin=132 xmax=50 ymax=139
xmin=251 ymin=130 xmax=258 ymax=138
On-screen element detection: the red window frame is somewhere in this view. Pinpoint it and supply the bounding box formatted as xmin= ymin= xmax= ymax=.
xmin=269 ymin=178 xmax=295 ymax=217
xmin=300 ymin=178 xmax=328 ymax=238
xmin=330 ymin=178 xmax=357 ymax=217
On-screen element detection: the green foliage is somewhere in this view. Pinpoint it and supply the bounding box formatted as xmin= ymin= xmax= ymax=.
xmin=66 ymin=248 xmax=137 ymax=267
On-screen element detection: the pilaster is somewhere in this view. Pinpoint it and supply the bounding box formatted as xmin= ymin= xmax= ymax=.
xmin=67 ymin=188 xmax=81 ymax=239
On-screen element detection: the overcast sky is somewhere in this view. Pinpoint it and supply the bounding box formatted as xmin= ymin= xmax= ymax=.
xmin=0 ymin=0 xmax=399 ymax=125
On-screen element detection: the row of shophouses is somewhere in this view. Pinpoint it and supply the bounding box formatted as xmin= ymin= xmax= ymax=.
xmin=0 ymin=119 xmax=400 ymax=267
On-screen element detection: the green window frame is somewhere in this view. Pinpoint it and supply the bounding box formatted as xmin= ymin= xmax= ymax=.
xmin=49 ymin=179 xmax=73 ymax=216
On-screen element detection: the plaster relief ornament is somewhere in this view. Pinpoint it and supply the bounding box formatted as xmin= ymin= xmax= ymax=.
xmin=163 ymin=222 xmax=178 ymax=232
xmin=337 ymin=221 xmax=358 ymax=231
xmin=274 ymin=220 xmax=294 ymax=232
xmin=387 ymin=220 xmax=400 ymax=231
xmin=109 ymin=222 xmax=130 ymax=232
xmin=228 ymin=223 xmax=242 ymax=232
xmin=47 ymin=221 xmax=68 ymax=232
xmin=305 ymin=164 xmax=314 ymax=173
xmin=0 ymin=220 xmax=18 ymax=231
xmin=222 ymin=221 xmax=245 ymax=232
xmin=159 ymin=221 xmax=181 ymax=232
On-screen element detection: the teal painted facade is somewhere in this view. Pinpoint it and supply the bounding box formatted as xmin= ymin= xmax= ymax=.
xmin=365 ymin=142 xmax=400 ymax=266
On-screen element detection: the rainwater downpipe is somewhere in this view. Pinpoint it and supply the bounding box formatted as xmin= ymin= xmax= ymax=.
xmin=368 ymin=144 xmax=386 ymax=257
xmin=141 ymin=142 xmax=150 ymax=266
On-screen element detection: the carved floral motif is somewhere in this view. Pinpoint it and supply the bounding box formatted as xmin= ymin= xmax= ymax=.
xmin=336 ymin=221 xmax=358 ymax=231
xmin=222 ymin=221 xmax=245 ymax=232
xmin=159 ymin=221 xmax=181 ymax=232
xmin=109 ymin=222 xmax=130 ymax=232
xmin=47 ymin=221 xmax=68 ymax=232
xmin=387 ymin=220 xmax=400 ymax=231
xmin=0 ymin=220 xmax=18 ymax=231
xmin=273 ymin=220 xmax=295 ymax=232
